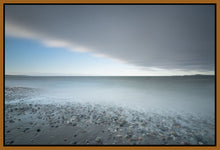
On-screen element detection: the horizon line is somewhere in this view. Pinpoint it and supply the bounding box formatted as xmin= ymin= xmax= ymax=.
xmin=5 ymin=74 xmax=215 ymax=77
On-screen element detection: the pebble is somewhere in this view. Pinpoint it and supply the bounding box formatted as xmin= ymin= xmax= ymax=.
xmin=171 ymin=132 xmax=177 ymax=136
xmin=138 ymin=137 xmax=142 ymax=141
xmin=85 ymin=140 xmax=89 ymax=144
xmin=141 ymin=122 xmax=146 ymax=126
xmin=119 ymin=120 xmax=127 ymax=127
xmin=116 ymin=134 xmax=122 ymax=138
xmin=9 ymin=120 xmax=15 ymax=123
xmin=127 ymin=130 xmax=133 ymax=135
xmin=64 ymin=138 xmax=67 ymax=142
xmin=73 ymin=141 xmax=77 ymax=144
xmin=198 ymin=142 xmax=203 ymax=145
xmin=37 ymin=129 xmax=41 ymax=132
xmin=82 ymin=130 xmax=86 ymax=133
xmin=95 ymin=137 xmax=102 ymax=143
xmin=23 ymin=128 xmax=29 ymax=132
xmin=125 ymin=135 xmax=130 ymax=138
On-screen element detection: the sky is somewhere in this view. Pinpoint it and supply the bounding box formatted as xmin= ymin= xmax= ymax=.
xmin=5 ymin=5 xmax=215 ymax=76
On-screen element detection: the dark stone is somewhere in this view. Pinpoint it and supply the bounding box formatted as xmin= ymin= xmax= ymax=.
xmin=72 ymin=123 xmax=77 ymax=126
xmin=85 ymin=140 xmax=89 ymax=144
xmin=95 ymin=137 xmax=102 ymax=143
xmin=119 ymin=120 xmax=127 ymax=127
xmin=9 ymin=120 xmax=15 ymax=123
xmin=37 ymin=129 xmax=41 ymax=132
xmin=73 ymin=141 xmax=77 ymax=144
xmin=23 ymin=128 xmax=29 ymax=132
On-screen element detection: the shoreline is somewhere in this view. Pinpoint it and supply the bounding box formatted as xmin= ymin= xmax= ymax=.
xmin=5 ymin=101 xmax=215 ymax=145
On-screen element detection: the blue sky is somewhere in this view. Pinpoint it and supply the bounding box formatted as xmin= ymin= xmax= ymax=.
xmin=5 ymin=5 xmax=215 ymax=76
xmin=5 ymin=36 xmax=140 ymax=76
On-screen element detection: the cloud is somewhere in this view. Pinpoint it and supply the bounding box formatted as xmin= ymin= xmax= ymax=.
xmin=43 ymin=40 xmax=69 ymax=48
xmin=5 ymin=5 xmax=215 ymax=74
xmin=43 ymin=39 xmax=91 ymax=53
xmin=5 ymin=20 xmax=40 ymax=39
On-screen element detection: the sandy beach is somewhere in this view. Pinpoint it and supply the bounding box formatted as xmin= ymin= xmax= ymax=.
xmin=5 ymin=87 xmax=215 ymax=145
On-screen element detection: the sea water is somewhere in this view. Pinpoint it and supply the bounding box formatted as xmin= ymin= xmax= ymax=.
xmin=5 ymin=75 xmax=215 ymax=118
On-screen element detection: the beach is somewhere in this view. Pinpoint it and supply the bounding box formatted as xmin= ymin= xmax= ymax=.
xmin=5 ymin=93 xmax=215 ymax=145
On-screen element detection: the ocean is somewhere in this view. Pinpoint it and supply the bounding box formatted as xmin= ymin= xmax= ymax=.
xmin=5 ymin=75 xmax=215 ymax=118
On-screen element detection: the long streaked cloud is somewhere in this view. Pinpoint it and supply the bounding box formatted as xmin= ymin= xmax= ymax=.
xmin=5 ymin=5 xmax=215 ymax=74
xmin=6 ymin=21 xmax=92 ymax=53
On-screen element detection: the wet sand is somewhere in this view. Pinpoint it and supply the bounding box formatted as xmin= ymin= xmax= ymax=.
xmin=5 ymin=101 xmax=215 ymax=145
